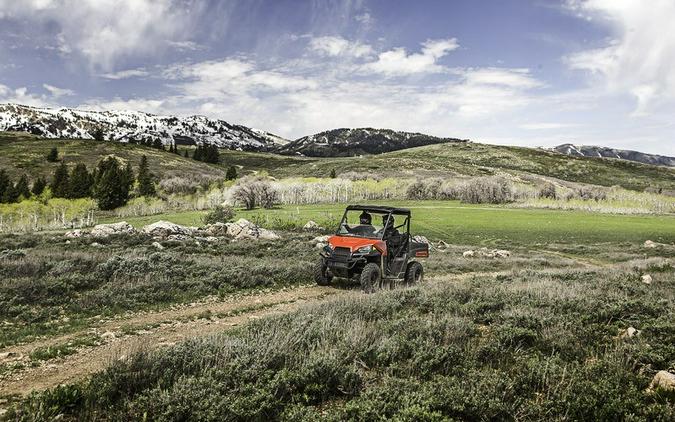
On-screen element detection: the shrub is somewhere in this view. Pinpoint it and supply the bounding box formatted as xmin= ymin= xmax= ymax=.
xmin=539 ymin=182 xmax=557 ymax=199
xmin=231 ymin=176 xmax=278 ymax=210
xmin=46 ymin=147 xmax=59 ymax=162
xmin=203 ymin=205 xmax=235 ymax=225
xmin=458 ymin=177 xmax=513 ymax=204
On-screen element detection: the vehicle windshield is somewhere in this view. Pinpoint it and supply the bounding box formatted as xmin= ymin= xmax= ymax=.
xmin=335 ymin=209 xmax=391 ymax=239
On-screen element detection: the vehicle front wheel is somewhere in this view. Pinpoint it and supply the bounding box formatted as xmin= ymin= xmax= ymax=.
xmin=404 ymin=261 xmax=424 ymax=286
xmin=314 ymin=259 xmax=333 ymax=286
xmin=360 ymin=262 xmax=381 ymax=294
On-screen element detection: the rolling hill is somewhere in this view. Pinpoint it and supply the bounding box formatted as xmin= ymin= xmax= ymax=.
xmin=1 ymin=132 xmax=674 ymax=193
xmin=277 ymin=128 xmax=466 ymax=157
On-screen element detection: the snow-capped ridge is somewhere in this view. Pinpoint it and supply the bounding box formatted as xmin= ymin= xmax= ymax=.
xmin=0 ymin=103 xmax=289 ymax=151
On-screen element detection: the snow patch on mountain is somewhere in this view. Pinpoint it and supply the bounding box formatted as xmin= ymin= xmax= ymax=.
xmin=0 ymin=103 xmax=288 ymax=151
xmin=551 ymin=143 xmax=675 ymax=167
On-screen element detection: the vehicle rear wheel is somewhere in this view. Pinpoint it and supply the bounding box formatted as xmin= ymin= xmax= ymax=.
xmin=360 ymin=262 xmax=381 ymax=294
xmin=314 ymin=259 xmax=333 ymax=286
xmin=404 ymin=261 xmax=424 ymax=286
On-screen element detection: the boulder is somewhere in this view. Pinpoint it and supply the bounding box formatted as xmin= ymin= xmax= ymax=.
xmin=463 ymin=250 xmax=475 ymax=258
xmin=225 ymin=219 xmax=280 ymax=240
xmin=143 ymin=221 xmax=194 ymax=238
xmin=641 ymin=274 xmax=653 ymax=284
xmin=620 ymin=327 xmax=640 ymax=339
xmin=203 ymin=222 xmax=229 ymax=236
xmin=91 ymin=222 xmax=135 ymax=237
xmin=436 ymin=240 xmax=450 ymax=250
xmin=643 ymin=240 xmax=659 ymax=248
xmin=648 ymin=371 xmax=675 ymax=392
xmin=65 ymin=229 xmax=85 ymax=238
xmin=303 ymin=220 xmax=324 ymax=231
xmin=494 ymin=249 xmax=511 ymax=259
xmin=151 ymin=242 xmax=165 ymax=250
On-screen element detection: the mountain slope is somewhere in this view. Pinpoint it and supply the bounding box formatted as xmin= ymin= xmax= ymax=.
xmin=552 ymin=143 xmax=675 ymax=167
xmin=0 ymin=103 xmax=288 ymax=151
xmin=277 ymin=128 xmax=467 ymax=157
xmin=0 ymin=132 xmax=228 ymax=181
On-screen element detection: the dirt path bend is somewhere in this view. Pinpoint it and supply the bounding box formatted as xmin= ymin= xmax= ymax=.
xmin=0 ymin=269 xmax=559 ymax=399
xmin=0 ymin=284 xmax=353 ymax=398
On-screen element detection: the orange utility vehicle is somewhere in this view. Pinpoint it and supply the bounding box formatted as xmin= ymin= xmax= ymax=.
xmin=314 ymin=205 xmax=429 ymax=293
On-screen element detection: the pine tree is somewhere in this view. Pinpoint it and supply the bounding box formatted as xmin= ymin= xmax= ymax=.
xmin=193 ymin=145 xmax=203 ymax=161
xmin=0 ymin=169 xmax=9 ymax=201
xmin=47 ymin=147 xmax=59 ymax=162
xmin=50 ymin=161 xmax=70 ymax=198
xmin=32 ymin=176 xmax=47 ymax=196
xmin=93 ymin=157 xmax=130 ymax=210
xmin=69 ymin=163 xmax=93 ymax=198
xmin=2 ymin=180 xmax=18 ymax=203
xmin=122 ymin=162 xmax=134 ymax=192
xmin=15 ymin=174 xmax=31 ymax=199
xmin=226 ymin=166 xmax=238 ymax=180
xmin=137 ymin=155 xmax=156 ymax=197
xmin=204 ymin=145 xmax=220 ymax=164
xmin=92 ymin=127 xmax=105 ymax=142
xmin=330 ymin=169 xmax=337 ymax=178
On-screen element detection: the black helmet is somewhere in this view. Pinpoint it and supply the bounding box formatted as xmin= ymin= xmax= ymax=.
xmin=359 ymin=211 xmax=372 ymax=224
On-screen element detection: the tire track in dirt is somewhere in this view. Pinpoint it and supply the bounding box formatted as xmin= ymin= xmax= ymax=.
xmin=0 ymin=284 xmax=352 ymax=397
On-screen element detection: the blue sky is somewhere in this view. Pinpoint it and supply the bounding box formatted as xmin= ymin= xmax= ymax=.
xmin=0 ymin=0 xmax=673 ymax=155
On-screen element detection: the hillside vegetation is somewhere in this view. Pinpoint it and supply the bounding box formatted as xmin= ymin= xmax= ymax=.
xmin=0 ymin=132 xmax=227 ymax=181
xmin=2 ymin=132 xmax=674 ymax=193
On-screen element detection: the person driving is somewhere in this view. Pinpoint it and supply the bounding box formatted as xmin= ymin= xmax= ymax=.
xmin=350 ymin=211 xmax=375 ymax=235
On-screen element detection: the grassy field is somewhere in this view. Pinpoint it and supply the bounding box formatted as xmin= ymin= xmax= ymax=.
xmin=2 ymin=131 xmax=674 ymax=192
xmin=107 ymin=200 xmax=675 ymax=246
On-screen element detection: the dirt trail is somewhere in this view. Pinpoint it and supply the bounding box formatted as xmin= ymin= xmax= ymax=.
xmin=0 ymin=284 xmax=353 ymax=397
xmin=0 ymin=268 xmax=583 ymax=398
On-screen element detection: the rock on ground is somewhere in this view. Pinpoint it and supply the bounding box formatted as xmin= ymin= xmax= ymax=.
xmin=143 ymin=221 xmax=195 ymax=238
xmin=620 ymin=327 xmax=640 ymax=339
xmin=643 ymin=240 xmax=659 ymax=248
xmin=648 ymin=371 xmax=675 ymax=392
xmin=203 ymin=222 xmax=229 ymax=236
xmin=641 ymin=274 xmax=653 ymax=284
xmin=65 ymin=229 xmax=85 ymax=238
xmin=91 ymin=222 xmax=135 ymax=237
xmin=463 ymin=248 xmax=511 ymax=259
xmin=226 ymin=219 xmax=280 ymax=240
xmin=303 ymin=220 xmax=324 ymax=231
xmin=151 ymin=242 xmax=165 ymax=250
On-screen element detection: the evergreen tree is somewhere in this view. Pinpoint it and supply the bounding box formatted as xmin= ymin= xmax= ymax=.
xmin=137 ymin=155 xmax=156 ymax=197
xmin=47 ymin=147 xmax=59 ymax=162
xmin=204 ymin=144 xmax=220 ymax=164
xmin=0 ymin=169 xmax=9 ymax=201
xmin=32 ymin=176 xmax=47 ymax=196
xmin=330 ymin=169 xmax=337 ymax=178
xmin=122 ymin=162 xmax=134 ymax=192
xmin=93 ymin=157 xmax=129 ymax=210
xmin=15 ymin=174 xmax=31 ymax=199
xmin=2 ymin=180 xmax=18 ymax=203
xmin=193 ymin=145 xmax=203 ymax=161
xmin=92 ymin=127 xmax=105 ymax=142
xmin=226 ymin=166 xmax=238 ymax=181
xmin=50 ymin=162 xmax=70 ymax=198
xmin=69 ymin=163 xmax=93 ymax=198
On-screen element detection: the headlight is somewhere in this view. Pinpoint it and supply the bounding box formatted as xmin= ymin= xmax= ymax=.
xmin=356 ymin=245 xmax=373 ymax=254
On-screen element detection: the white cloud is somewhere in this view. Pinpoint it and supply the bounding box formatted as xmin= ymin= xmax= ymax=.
xmin=363 ymin=38 xmax=459 ymax=75
xmin=520 ymin=122 xmax=575 ymax=130
xmin=354 ymin=12 xmax=375 ymax=28
xmin=308 ymin=36 xmax=374 ymax=58
xmin=43 ymin=83 xmax=74 ymax=97
xmin=0 ymin=84 xmax=50 ymax=106
xmin=0 ymin=0 xmax=196 ymax=70
xmin=100 ymin=69 xmax=150 ymax=80
xmin=566 ymin=0 xmax=675 ymax=115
